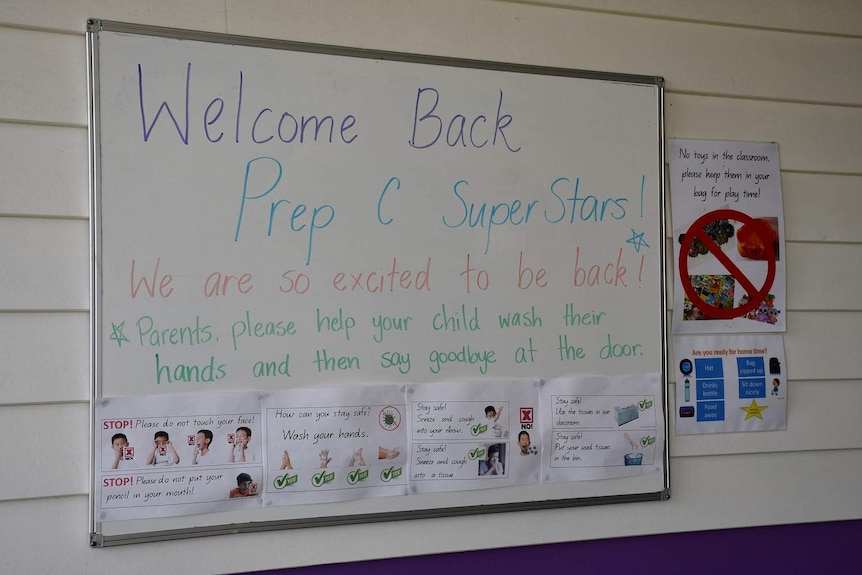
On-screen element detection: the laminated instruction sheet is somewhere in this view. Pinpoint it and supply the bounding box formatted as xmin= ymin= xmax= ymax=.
xmin=96 ymin=375 xmax=663 ymax=520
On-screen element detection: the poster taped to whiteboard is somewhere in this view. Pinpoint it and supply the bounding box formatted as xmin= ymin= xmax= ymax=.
xmin=95 ymin=376 xmax=664 ymax=521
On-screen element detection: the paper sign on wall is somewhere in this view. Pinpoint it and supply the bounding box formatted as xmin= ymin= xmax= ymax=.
xmin=673 ymin=334 xmax=787 ymax=434
xmin=95 ymin=375 xmax=664 ymax=520
xmin=669 ymin=139 xmax=786 ymax=334
xmin=263 ymin=385 xmax=409 ymax=505
xmin=541 ymin=374 xmax=663 ymax=482
xmin=406 ymin=379 xmax=541 ymax=492
xmin=96 ymin=392 xmax=264 ymax=521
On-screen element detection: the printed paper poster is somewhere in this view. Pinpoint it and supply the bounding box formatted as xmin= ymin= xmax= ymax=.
xmin=95 ymin=392 xmax=264 ymax=521
xmin=674 ymin=334 xmax=787 ymax=434
xmin=94 ymin=373 xmax=667 ymax=520
xmin=262 ymin=385 xmax=409 ymax=505
xmin=669 ymin=139 xmax=786 ymax=334
xmin=540 ymin=374 xmax=664 ymax=483
xmin=406 ymin=379 xmax=541 ymax=493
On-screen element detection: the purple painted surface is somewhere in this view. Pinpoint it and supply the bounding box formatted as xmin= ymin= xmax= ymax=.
xmin=240 ymin=519 xmax=862 ymax=574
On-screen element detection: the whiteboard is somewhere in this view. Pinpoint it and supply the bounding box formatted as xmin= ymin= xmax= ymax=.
xmin=88 ymin=20 xmax=668 ymax=546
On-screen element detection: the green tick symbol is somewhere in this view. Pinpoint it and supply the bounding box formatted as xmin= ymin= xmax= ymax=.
xmin=273 ymin=472 xmax=298 ymax=489
xmin=470 ymin=423 xmax=488 ymax=436
xmin=380 ymin=466 xmax=402 ymax=482
xmin=311 ymin=471 xmax=335 ymax=487
xmin=468 ymin=447 xmax=486 ymax=460
xmin=638 ymin=399 xmax=653 ymax=411
xmin=640 ymin=435 xmax=656 ymax=447
xmin=347 ymin=468 xmax=369 ymax=485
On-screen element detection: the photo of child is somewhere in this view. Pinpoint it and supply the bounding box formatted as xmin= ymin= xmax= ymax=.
xmin=110 ymin=433 xmax=136 ymax=469
xmin=478 ymin=444 xmax=507 ymax=477
xmin=146 ymin=430 xmax=180 ymax=466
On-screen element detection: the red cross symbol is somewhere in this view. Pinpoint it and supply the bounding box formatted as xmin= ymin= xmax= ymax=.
xmin=520 ymin=408 xmax=534 ymax=424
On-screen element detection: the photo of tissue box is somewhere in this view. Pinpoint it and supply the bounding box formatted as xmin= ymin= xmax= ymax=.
xmin=614 ymin=404 xmax=639 ymax=426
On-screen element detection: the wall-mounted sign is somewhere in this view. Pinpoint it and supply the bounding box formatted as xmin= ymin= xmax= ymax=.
xmin=669 ymin=139 xmax=785 ymax=334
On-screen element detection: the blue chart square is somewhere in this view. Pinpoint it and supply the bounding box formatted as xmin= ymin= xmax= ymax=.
xmin=739 ymin=378 xmax=766 ymax=398
xmin=697 ymin=401 xmax=725 ymax=422
xmin=737 ymin=356 xmax=765 ymax=377
xmin=696 ymin=379 xmax=725 ymax=400
xmin=695 ymin=358 xmax=724 ymax=378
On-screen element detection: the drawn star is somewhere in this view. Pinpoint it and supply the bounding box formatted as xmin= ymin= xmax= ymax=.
xmin=110 ymin=321 xmax=130 ymax=348
xmin=740 ymin=399 xmax=768 ymax=420
xmin=626 ymin=228 xmax=650 ymax=252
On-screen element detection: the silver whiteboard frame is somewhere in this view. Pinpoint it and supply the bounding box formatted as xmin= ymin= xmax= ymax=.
xmin=87 ymin=18 xmax=669 ymax=548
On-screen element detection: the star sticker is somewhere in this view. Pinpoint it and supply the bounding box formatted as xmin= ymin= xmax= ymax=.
xmin=110 ymin=321 xmax=130 ymax=348
xmin=740 ymin=399 xmax=768 ymax=420
xmin=626 ymin=229 xmax=650 ymax=252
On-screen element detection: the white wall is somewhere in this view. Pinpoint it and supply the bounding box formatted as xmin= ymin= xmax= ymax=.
xmin=1 ymin=1 xmax=860 ymax=573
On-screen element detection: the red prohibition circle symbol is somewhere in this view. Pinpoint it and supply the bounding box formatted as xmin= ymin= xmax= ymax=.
xmin=679 ymin=209 xmax=776 ymax=320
